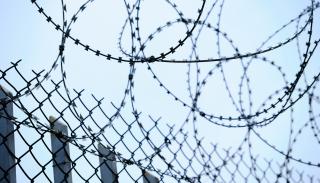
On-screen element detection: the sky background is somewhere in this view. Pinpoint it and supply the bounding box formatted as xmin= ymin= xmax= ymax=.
xmin=1 ymin=0 xmax=320 ymax=182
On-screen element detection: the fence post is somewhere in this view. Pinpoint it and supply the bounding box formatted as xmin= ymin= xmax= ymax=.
xmin=0 ymin=86 xmax=16 ymax=183
xmin=143 ymin=171 xmax=159 ymax=183
xmin=98 ymin=143 xmax=118 ymax=183
xmin=50 ymin=116 xmax=73 ymax=183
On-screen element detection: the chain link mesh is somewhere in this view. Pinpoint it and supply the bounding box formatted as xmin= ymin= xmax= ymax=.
xmin=1 ymin=0 xmax=320 ymax=182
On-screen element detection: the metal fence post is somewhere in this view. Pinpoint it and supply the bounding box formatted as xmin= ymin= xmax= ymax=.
xmin=143 ymin=171 xmax=159 ymax=183
xmin=0 ymin=86 xmax=16 ymax=183
xmin=98 ymin=143 xmax=118 ymax=183
xmin=50 ymin=116 xmax=73 ymax=183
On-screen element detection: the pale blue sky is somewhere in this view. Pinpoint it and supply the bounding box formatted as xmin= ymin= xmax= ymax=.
xmin=1 ymin=0 xmax=320 ymax=182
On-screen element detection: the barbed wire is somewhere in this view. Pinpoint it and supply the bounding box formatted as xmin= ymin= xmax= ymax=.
xmin=1 ymin=0 xmax=320 ymax=182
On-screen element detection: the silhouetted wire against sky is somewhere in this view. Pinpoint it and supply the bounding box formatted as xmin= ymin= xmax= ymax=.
xmin=0 ymin=0 xmax=320 ymax=182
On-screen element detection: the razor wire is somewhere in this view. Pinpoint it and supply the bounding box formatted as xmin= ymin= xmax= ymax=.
xmin=1 ymin=0 xmax=320 ymax=182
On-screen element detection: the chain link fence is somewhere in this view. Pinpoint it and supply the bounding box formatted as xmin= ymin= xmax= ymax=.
xmin=1 ymin=0 xmax=320 ymax=182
